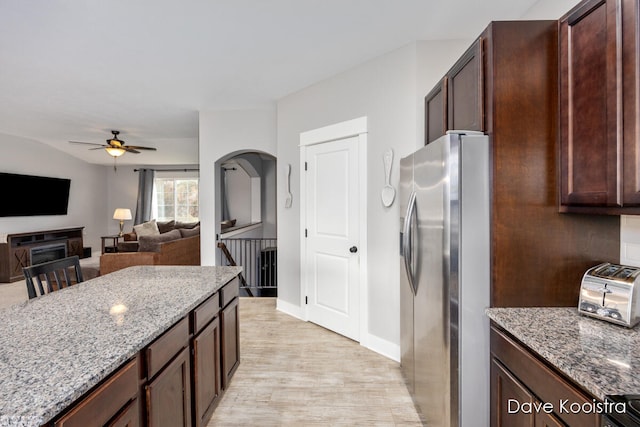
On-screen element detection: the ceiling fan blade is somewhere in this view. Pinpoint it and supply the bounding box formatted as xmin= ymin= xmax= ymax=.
xmin=125 ymin=145 xmax=157 ymax=151
xmin=123 ymin=147 xmax=141 ymax=154
xmin=69 ymin=141 xmax=104 ymax=146
xmin=89 ymin=147 xmax=106 ymax=151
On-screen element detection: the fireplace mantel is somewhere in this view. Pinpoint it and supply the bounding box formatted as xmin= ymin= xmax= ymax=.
xmin=0 ymin=227 xmax=84 ymax=283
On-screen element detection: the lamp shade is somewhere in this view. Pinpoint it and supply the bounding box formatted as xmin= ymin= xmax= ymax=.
xmin=113 ymin=208 xmax=132 ymax=221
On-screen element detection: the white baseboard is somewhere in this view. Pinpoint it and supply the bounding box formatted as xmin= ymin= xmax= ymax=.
xmin=363 ymin=333 xmax=400 ymax=362
xmin=276 ymin=297 xmax=399 ymax=362
xmin=276 ymin=297 xmax=305 ymax=320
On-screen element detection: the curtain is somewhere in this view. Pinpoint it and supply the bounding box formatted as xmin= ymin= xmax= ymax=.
xmin=134 ymin=168 xmax=155 ymax=225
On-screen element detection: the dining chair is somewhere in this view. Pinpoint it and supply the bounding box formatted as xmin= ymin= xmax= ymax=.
xmin=22 ymin=255 xmax=84 ymax=299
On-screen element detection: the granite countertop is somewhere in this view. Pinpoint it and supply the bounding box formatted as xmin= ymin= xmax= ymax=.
xmin=486 ymin=307 xmax=640 ymax=401
xmin=0 ymin=265 xmax=242 ymax=427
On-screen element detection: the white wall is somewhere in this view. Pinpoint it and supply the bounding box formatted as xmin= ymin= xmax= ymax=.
xmin=261 ymin=157 xmax=277 ymax=238
xmin=198 ymin=109 xmax=277 ymax=265
xmin=273 ymin=0 xmax=589 ymax=360
xmin=0 ymin=133 xmax=108 ymax=253
xmin=276 ymin=41 xmax=470 ymax=359
xmin=105 ymin=165 xmax=139 ymax=236
xmin=521 ymin=0 xmax=581 ymax=19
xmin=223 ymin=164 xmax=255 ymax=226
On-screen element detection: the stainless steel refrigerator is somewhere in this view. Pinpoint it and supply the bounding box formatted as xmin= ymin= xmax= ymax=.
xmin=400 ymin=131 xmax=490 ymax=427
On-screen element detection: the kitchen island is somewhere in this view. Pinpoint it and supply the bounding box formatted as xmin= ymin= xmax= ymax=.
xmin=0 ymin=265 xmax=242 ymax=427
xmin=487 ymin=307 xmax=640 ymax=426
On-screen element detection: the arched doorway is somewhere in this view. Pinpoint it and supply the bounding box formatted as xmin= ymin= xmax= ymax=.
xmin=215 ymin=150 xmax=277 ymax=297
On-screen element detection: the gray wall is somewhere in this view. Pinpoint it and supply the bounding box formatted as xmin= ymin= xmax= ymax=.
xmin=199 ymin=109 xmax=277 ymax=266
xmin=0 ymin=133 xmax=108 ymax=253
xmin=276 ymin=41 xmax=470 ymax=357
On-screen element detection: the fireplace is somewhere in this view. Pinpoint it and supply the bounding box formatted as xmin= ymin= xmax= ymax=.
xmin=30 ymin=243 xmax=68 ymax=265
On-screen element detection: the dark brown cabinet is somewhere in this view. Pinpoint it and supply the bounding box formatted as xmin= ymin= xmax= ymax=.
xmin=423 ymin=20 xmax=620 ymax=307
xmin=220 ymin=280 xmax=240 ymax=389
xmin=560 ymin=0 xmax=640 ymax=213
xmin=447 ymin=38 xmax=484 ymax=133
xmin=145 ymin=317 xmax=191 ymax=427
xmin=491 ymin=358 xmax=535 ymax=427
xmin=54 ymin=358 xmax=140 ymax=427
xmin=109 ymin=399 xmax=141 ymax=427
xmin=535 ymin=412 xmax=565 ymax=427
xmin=490 ymin=325 xmax=600 ymax=427
xmin=424 ymin=39 xmax=484 ymax=144
xmin=0 ymin=227 xmax=84 ymax=282
xmin=491 ymin=358 xmax=566 ymax=427
xmin=424 ymin=77 xmax=447 ymax=144
xmin=49 ymin=275 xmax=240 ymax=427
xmin=146 ymin=347 xmax=192 ymax=427
xmin=192 ymin=309 xmax=222 ymax=426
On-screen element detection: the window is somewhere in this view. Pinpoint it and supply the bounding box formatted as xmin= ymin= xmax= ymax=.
xmin=152 ymin=175 xmax=199 ymax=222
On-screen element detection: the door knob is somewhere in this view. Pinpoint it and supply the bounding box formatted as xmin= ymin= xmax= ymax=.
xmin=349 ymin=246 xmax=358 ymax=253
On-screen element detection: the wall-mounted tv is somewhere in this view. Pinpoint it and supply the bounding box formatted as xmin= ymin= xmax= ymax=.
xmin=0 ymin=172 xmax=71 ymax=217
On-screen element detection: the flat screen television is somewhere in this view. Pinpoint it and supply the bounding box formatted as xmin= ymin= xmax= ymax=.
xmin=0 ymin=172 xmax=71 ymax=217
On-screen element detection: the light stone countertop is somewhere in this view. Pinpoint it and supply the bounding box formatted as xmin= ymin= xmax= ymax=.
xmin=486 ymin=307 xmax=640 ymax=401
xmin=0 ymin=265 xmax=242 ymax=427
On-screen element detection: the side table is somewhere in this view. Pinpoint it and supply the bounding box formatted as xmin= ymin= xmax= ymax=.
xmin=101 ymin=235 xmax=121 ymax=254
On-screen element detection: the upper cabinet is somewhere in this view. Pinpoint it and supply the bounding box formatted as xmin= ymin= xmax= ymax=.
xmin=424 ymin=77 xmax=447 ymax=144
xmin=424 ymin=39 xmax=484 ymax=144
xmin=447 ymin=39 xmax=484 ymax=134
xmin=559 ymin=0 xmax=640 ymax=213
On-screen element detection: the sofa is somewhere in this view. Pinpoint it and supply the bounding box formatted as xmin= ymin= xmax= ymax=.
xmin=100 ymin=220 xmax=201 ymax=275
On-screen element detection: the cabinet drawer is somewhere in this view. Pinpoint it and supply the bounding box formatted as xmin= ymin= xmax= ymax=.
xmin=146 ymin=316 xmax=189 ymax=379
xmin=220 ymin=277 xmax=239 ymax=308
xmin=55 ymin=358 xmax=138 ymax=427
xmin=491 ymin=326 xmax=599 ymax=427
xmin=193 ymin=292 xmax=220 ymax=334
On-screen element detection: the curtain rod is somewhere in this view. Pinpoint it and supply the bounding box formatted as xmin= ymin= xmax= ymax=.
xmin=134 ymin=168 xmax=199 ymax=172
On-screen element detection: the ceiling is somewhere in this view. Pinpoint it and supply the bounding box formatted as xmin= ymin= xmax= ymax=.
xmin=0 ymin=0 xmax=541 ymax=166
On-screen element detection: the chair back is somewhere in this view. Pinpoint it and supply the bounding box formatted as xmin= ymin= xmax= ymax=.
xmin=22 ymin=255 xmax=84 ymax=299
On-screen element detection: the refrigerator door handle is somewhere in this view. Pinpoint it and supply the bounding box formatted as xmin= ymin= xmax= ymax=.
xmin=402 ymin=191 xmax=417 ymax=296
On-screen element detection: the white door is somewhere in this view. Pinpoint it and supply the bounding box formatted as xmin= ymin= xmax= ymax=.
xmin=304 ymin=136 xmax=360 ymax=341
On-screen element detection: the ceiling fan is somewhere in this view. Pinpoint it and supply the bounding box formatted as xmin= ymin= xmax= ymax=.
xmin=70 ymin=130 xmax=157 ymax=170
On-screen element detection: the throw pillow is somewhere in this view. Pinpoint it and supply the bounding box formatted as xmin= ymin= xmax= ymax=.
xmin=156 ymin=220 xmax=176 ymax=234
xmin=138 ymin=229 xmax=181 ymax=252
xmin=179 ymin=225 xmax=200 ymax=238
xmin=174 ymin=220 xmax=200 ymax=229
xmin=134 ymin=219 xmax=160 ymax=237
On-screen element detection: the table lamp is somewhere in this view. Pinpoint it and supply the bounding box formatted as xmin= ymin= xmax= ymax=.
xmin=113 ymin=208 xmax=132 ymax=236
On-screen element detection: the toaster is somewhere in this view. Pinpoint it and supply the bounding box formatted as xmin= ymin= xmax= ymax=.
xmin=578 ymin=262 xmax=640 ymax=327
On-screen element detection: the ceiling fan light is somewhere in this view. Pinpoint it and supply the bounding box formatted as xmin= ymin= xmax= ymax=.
xmin=105 ymin=147 xmax=125 ymax=157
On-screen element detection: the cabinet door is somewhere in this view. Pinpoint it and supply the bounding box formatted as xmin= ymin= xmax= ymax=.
xmin=193 ymin=317 xmax=221 ymax=427
xmin=425 ymin=77 xmax=447 ymax=144
xmin=146 ymin=347 xmax=192 ymax=427
xmin=9 ymin=246 xmax=29 ymax=281
xmin=447 ymin=38 xmax=484 ymax=132
xmin=491 ymin=358 xmax=536 ymax=427
xmin=67 ymin=237 xmax=84 ymax=258
xmin=221 ymin=297 xmax=240 ymax=389
xmin=534 ymin=411 xmax=565 ymax=427
xmin=622 ymin=0 xmax=640 ymax=205
xmin=560 ymin=0 xmax=621 ymax=208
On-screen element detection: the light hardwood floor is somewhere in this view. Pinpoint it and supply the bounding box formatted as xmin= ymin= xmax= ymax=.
xmin=0 ymin=283 xmax=422 ymax=426
xmin=209 ymin=298 xmax=423 ymax=426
